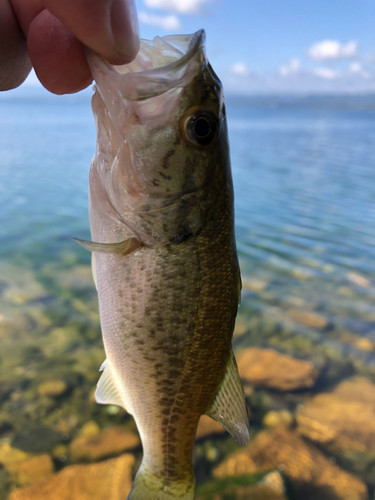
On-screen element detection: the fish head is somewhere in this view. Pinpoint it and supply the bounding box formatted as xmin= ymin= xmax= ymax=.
xmin=88 ymin=30 xmax=232 ymax=245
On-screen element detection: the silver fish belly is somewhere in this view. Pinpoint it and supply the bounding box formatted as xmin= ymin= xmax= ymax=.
xmin=82 ymin=30 xmax=250 ymax=500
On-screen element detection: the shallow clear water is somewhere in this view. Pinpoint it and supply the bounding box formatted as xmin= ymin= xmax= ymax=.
xmin=0 ymin=93 xmax=93 ymax=262
xmin=227 ymin=99 xmax=375 ymax=365
xmin=1 ymin=90 xmax=375 ymax=498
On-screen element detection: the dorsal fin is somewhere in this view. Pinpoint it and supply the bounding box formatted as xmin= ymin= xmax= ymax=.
xmin=205 ymin=350 xmax=250 ymax=445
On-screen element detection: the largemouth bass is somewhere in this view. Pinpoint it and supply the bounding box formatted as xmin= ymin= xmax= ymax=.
xmin=78 ymin=29 xmax=249 ymax=500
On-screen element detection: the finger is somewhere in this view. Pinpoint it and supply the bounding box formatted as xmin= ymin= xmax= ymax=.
xmin=42 ymin=0 xmax=139 ymax=65
xmin=0 ymin=0 xmax=32 ymax=90
xmin=9 ymin=0 xmax=44 ymax=36
xmin=27 ymin=9 xmax=92 ymax=94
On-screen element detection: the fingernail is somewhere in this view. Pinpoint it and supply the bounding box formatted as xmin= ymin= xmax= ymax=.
xmin=111 ymin=0 xmax=140 ymax=62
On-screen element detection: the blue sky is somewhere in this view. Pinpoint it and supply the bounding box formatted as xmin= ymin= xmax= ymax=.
xmin=25 ymin=0 xmax=375 ymax=94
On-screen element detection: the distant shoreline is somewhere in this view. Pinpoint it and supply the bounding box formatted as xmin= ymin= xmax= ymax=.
xmin=2 ymin=85 xmax=375 ymax=111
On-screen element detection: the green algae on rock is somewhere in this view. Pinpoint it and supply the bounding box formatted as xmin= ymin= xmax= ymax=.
xmin=196 ymin=470 xmax=289 ymax=500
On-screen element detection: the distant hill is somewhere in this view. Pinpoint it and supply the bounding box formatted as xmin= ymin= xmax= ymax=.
xmin=225 ymin=94 xmax=375 ymax=111
xmin=2 ymin=85 xmax=375 ymax=112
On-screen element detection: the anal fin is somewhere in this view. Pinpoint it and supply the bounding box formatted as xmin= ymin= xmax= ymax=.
xmin=73 ymin=237 xmax=142 ymax=255
xmin=205 ymin=351 xmax=250 ymax=445
xmin=95 ymin=360 xmax=132 ymax=414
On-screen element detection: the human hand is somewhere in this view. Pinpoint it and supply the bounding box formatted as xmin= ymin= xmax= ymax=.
xmin=0 ymin=0 xmax=139 ymax=94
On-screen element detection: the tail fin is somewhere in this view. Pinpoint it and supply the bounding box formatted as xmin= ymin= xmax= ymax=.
xmin=127 ymin=464 xmax=195 ymax=500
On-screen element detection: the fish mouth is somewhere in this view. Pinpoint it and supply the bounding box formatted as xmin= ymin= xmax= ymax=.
xmin=86 ymin=30 xmax=213 ymax=233
xmin=87 ymin=30 xmax=206 ymax=101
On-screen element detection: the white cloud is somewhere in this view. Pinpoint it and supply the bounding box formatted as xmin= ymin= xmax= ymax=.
xmin=350 ymin=62 xmax=362 ymax=73
xmin=279 ymin=58 xmax=300 ymax=76
xmin=223 ymin=66 xmax=375 ymax=94
xmin=230 ymin=62 xmax=250 ymax=77
xmin=349 ymin=62 xmax=370 ymax=78
xmin=313 ymin=67 xmax=339 ymax=80
xmin=139 ymin=11 xmax=181 ymax=30
xmin=144 ymin=0 xmax=209 ymax=14
xmin=308 ymin=40 xmax=358 ymax=60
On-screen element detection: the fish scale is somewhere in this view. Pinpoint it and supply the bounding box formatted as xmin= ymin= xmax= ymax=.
xmin=79 ymin=29 xmax=250 ymax=499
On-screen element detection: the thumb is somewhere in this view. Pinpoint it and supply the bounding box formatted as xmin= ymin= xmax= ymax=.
xmin=42 ymin=0 xmax=139 ymax=65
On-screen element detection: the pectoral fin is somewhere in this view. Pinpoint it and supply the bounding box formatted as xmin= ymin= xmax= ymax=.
xmin=95 ymin=360 xmax=132 ymax=414
xmin=205 ymin=351 xmax=250 ymax=445
xmin=91 ymin=253 xmax=97 ymax=289
xmin=72 ymin=237 xmax=142 ymax=255
xmin=238 ymin=270 xmax=242 ymax=306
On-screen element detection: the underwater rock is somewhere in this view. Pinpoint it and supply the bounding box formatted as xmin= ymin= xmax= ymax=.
xmin=213 ymin=427 xmax=368 ymax=500
xmin=0 ymin=417 xmax=13 ymax=436
xmin=354 ymin=337 xmax=374 ymax=352
xmin=339 ymin=332 xmax=375 ymax=352
xmin=57 ymin=265 xmax=94 ymax=291
xmin=54 ymin=414 xmax=80 ymax=435
xmin=196 ymin=415 xmax=226 ymax=440
xmin=263 ymin=410 xmax=294 ymax=428
xmin=296 ymin=376 xmax=375 ymax=455
xmin=233 ymin=320 xmax=247 ymax=337
xmin=78 ymin=421 xmax=100 ymax=437
xmin=0 ymin=443 xmax=29 ymax=467
xmin=241 ymin=277 xmax=269 ymax=291
xmin=282 ymin=295 xmax=308 ymax=308
xmin=7 ymin=454 xmax=54 ymax=487
xmin=69 ymin=425 xmax=139 ymax=462
xmin=291 ymin=267 xmax=314 ymax=280
xmin=0 ymin=311 xmax=37 ymax=341
xmin=12 ymin=427 xmax=64 ymax=453
xmin=337 ymin=286 xmax=355 ymax=298
xmin=213 ymin=451 xmax=258 ymax=477
xmin=286 ymin=308 xmax=328 ymax=329
xmin=52 ymin=444 xmax=68 ymax=461
xmin=1 ymin=265 xmax=47 ymax=306
xmin=347 ymin=272 xmax=371 ymax=288
xmin=237 ymin=348 xmax=319 ymax=390
xmin=261 ymin=470 xmax=287 ymax=495
xmin=196 ymin=470 xmax=289 ymax=500
xmin=8 ymin=453 xmax=134 ymax=500
xmin=37 ymin=380 xmax=68 ymax=398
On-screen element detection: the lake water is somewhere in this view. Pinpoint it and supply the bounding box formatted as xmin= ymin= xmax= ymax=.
xmin=1 ymin=90 xmax=375 ymax=499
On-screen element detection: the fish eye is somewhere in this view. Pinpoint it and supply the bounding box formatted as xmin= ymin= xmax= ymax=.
xmin=180 ymin=109 xmax=219 ymax=148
